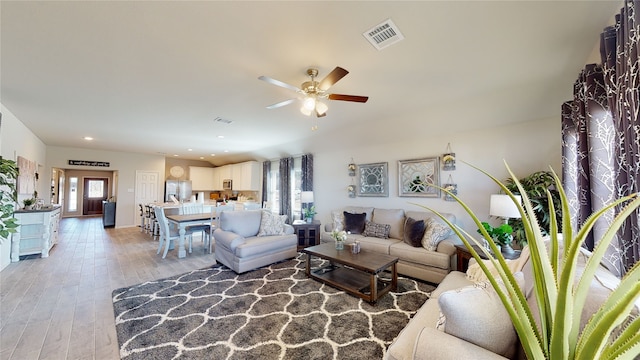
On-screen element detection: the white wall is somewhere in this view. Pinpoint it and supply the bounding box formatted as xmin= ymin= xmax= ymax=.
xmin=0 ymin=104 xmax=48 ymax=271
xmin=313 ymin=116 xmax=561 ymax=237
xmin=46 ymin=146 xmax=165 ymax=228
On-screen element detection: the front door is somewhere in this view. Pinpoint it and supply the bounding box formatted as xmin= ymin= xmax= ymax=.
xmin=83 ymin=178 xmax=108 ymax=215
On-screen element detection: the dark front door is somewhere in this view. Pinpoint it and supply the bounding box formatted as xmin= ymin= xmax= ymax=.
xmin=83 ymin=178 xmax=108 ymax=215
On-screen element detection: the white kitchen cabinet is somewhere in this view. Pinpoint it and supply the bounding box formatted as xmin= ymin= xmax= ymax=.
xmin=189 ymin=166 xmax=215 ymax=190
xmin=233 ymin=161 xmax=260 ymax=191
xmin=11 ymin=206 xmax=61 ymax=262
xmin=212 ymin=167 xmax=221 ymax=190
xmin=214 ymin=165 xmax=232 ymax=190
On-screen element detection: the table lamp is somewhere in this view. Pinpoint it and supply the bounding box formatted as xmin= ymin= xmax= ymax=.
xmin=489 ymin=194 xmax=522 ymax=224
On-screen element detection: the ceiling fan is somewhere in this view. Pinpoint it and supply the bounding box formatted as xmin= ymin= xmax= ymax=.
xmin=258 ymin=66 xmax=369 ymax=117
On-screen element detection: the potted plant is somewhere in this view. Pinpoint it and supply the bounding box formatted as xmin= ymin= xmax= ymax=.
xmin=505 ymin=170 xmax=561 ymax=246
xmin=0 ymin=157 xmax=19 ymax=242
xmin=22 ymin=198 xmax=35 ymax=210
xmin=303 ymin=205 xmax=316 ymax=223
xmin=423 ymin=162 xmax=639 ymax=360
xmin=477 ymin=222 xmax=515 ymax=253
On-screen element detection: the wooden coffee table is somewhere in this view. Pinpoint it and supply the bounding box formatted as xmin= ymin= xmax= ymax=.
xmin=302 ymin=243 xmax=399 ymax=304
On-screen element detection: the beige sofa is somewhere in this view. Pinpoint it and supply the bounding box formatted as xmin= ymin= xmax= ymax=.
xmin=214 ymin=210 xmax=298 ymax=273
xmin=385 ymin=241 xmax=638 ymax=360
xmin=320 ymin=206 xmax=463 ymax=284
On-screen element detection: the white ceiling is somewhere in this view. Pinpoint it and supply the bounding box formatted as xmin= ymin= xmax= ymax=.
xmin=1 ymin=1 xmax=620 ymax=166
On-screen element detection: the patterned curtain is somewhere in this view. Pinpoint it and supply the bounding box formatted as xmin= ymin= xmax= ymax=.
xmin=562 ymin=0 xmax=639 ymax=276
xmin=261 ymin=161 xmax=270 ymax=206
xmin=279 ymin=157 xmax=293 ymax=224
xmin=301 ymin=154 xmax=314 ymax=211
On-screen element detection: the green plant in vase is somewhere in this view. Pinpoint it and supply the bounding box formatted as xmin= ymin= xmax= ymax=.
xmin=303 ymin=205 xmax=316 ymax=222
xmin=477 ymin=222 xmax=514 ymax=252
xmin=418 ymin=162 xmax=639 ymax=360
xmin=22 ymin=198 xmax=35 ymax=210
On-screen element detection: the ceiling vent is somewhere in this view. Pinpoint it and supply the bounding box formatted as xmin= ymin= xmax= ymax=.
xmin=363 ymin=18 xmax=404 ymax=50
xmin=214 ymin=117 xmax=233 ymax=125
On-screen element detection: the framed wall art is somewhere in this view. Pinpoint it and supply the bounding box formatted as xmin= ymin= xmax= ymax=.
xmin=358 ymin=162 xmax=388 ymax=197
xmin=398 ymin=157 xmax=440 ymax=197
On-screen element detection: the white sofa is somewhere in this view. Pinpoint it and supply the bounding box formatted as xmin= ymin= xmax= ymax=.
xmin=214 ymin=210 xmax=298 ymax=273
xmin=385 ymin=242 xmax=638 ymax=360
xmin=321 ymin=206 xmax=463 ymax=284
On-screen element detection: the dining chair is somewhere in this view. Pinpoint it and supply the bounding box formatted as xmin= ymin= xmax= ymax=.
xmin=180 ymin=203 xmax=208 ymax=253
xmin=139 ymin=204 xmax=147 ymax=232
xmin=243 ymin=202 xmax=262 ymax=210
xmin=155 ymin=206 xmax=181 ymax=258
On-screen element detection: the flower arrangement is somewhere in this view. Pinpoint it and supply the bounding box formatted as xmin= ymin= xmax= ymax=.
xmin=303 ymin=205 xmax=317 ymax=219
xmin=330 ymin=230 xmax=347 ymax=242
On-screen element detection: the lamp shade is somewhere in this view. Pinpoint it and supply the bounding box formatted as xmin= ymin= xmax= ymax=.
xmin=301 ymin=191 xmax=314 ymax=203
xmin=489 ymin=194 xmax=521 ymax=219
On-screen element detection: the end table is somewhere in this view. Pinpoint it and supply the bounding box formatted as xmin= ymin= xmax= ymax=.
xmin=455 ymin=244 xmax=521 ymax=272
xmin=293 ymin=220 xmax=321 ymax=251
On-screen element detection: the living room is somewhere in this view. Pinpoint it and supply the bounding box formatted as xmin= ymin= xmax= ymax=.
xmin=1 ymin=1 xmax=637 ymax=359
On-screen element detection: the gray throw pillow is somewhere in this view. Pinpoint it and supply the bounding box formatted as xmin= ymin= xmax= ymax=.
xmin=362 ymin=220 xmax=391 ymax=239
xmin=403 ymin=217 xmax=426 ymax=247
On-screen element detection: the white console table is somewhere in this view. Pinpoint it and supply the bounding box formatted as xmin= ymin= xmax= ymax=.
xmin=11 ymin=206 xmax=61 ymax=262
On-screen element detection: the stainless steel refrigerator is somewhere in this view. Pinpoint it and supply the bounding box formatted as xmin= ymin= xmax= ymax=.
xmin=164 ymin=180 xmax=192 ymax=202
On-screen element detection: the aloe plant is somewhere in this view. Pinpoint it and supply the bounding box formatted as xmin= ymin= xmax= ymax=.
xmin=0 ymin=157 xmax=19 ymax=242
xmin=418 ymin=162 xmax=640 ymax=360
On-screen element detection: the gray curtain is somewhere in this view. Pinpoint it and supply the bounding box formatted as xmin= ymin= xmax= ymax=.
xmin=279 ymin=157 xmax=293 ymax=224
xmin=562 ymin=0 xmax=639 ymax=276
xmin=261 ymin=161 xmax=270 ymax=206
xmin=301 ymin=153 xmax=314 ymax=211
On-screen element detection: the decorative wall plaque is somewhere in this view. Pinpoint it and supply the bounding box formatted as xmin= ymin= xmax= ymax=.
xmin=358 ymin=162 xmax=388 ymax=197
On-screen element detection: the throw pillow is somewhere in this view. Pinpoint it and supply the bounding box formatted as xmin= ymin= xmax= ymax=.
xmin=421 ymin=218 xmax=452 ymax=251
xmin=362 ymin=221 xmax=391 ymax=239
xmin=438 ymin=272 xmax=525 ymax=358
xmin=343 ymin=212 xmax=366 ymax=234
xmin=257 ymin=210 xmax=287 ymax=236
xmin=331 ymin=211 xmax=345 ymax=232
xmin=403 ymin=217 xmax=426 ymax=247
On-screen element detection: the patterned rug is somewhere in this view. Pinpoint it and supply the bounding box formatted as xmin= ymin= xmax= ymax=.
xmin=112 ymin=253 xmax=434 ymax=360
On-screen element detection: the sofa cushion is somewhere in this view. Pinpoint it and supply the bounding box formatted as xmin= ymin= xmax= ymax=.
xmin=405 ymin=210 xmax=457 ymax=227
xmin=344 ymin=206 xmax=374 ymax=221
xmin=390 ymin=242 xmax=451 ymax=269
xmin=234 ymin=234 xmax=297 ymax=258
xmin=257 ymin=210 xmax=287 ymax=236
xmin=357 ymin=235 xmax=399 ymax=254
xmin=344 ymin=211 xmax=366 ymax=234
xmin=422 ymin=218 xmax=453 ymax=251
xmin=372 ymin=208 xmax=405 ymax=240
xmin=362 ymin=220 xmax=391 ymax=239
xmin=403 ymin=217 xmax=426 ymax=247
xmin=438 ymin=273 xmax=524 ymax=358
xmin=219 ymin=210 xmax=262 ymax=238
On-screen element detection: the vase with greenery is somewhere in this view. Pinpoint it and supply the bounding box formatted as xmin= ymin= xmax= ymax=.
xmin=0 ymin=157 xmax=19 ymax=242
xmin=303 ymin=205 xmax=316 ymax=223
xmin=421 ymin=162 xmax=639 ymax=360
xmin=505 ymin=170 xmax=561 ymax=246
xmin=477 ymin=222 xmax=514 ymax=252
xmin=22 ymin=198 xmax=35 ymax=210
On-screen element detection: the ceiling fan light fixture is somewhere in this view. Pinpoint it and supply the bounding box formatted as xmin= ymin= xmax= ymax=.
xmin=303 ymin=96 xmax=316 ymax=111
xmin=300 ymin=106 xmax=312 ymax=116
xmin=315 ymin=101 xmax=328 ymax=116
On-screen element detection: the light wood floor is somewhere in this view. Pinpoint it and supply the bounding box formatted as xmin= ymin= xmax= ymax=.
xmin=0 ymin=216 xmax=216 ymax=360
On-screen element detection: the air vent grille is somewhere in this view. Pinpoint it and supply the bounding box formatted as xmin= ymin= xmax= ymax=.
xmin=214 ymin=117 xmax=233 ymax=125
xmin=363 ymin=19 xmax=404 ymax=50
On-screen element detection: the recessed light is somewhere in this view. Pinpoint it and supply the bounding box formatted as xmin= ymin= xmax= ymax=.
xmin=223 ymin=150 xmax=229 ymax=153
xmin=210 ymin=154 xmax=216 ymax=157
xmin=199 ymin=156 xmax=204 ymax=159
xmin=217 ymin=135 xmax=224 ymax=139
xmin=173 ymin=154 xmax=179 ymax=157
xmin=83 ymin=136 xmax=93 ymax=141
xmin=187 ymin=149 xmax=193 ymax=152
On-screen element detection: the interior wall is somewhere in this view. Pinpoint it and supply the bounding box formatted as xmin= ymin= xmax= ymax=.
xmin=0 ymin=104 xmax=48 ymax=271
xmin=312 ymin=116 xmax=561 ymax=237
xmin=46 ymin=146 xmax=165 ymax=228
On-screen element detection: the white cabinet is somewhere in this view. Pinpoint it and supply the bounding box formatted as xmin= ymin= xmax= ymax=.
xmin=232 ymin=161 xmax=260 ymax=190
xmin=11 ymin=206 xmax=61 ymax=262
xmin=189 ymin=166 xmax=215 ymax=190
xmin=214 ymin=165 xmax=232 ymax=190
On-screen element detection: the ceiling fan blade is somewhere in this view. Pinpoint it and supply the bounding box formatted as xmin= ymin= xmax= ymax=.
xmin=328 ymin=94 xmax=369 ymax=103
xmin=258 ymin=76 xmax=301 ymax=93
xmin=318 ymin=67 xmax=349 ymax=91
xmin=266 ymin=99 xmax=296 ymax=109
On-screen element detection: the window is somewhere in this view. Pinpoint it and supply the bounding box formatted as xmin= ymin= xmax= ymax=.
xmin=265 ymin=156 xmax=303 ymax=219
xmin=87 ymin=179 xmax=105 ymax=198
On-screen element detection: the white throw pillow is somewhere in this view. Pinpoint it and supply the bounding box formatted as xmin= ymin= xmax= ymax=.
xmin=257 ymin=210 xmax=287 ymax=236
xmin=437 ymin=272 xmax=524 ymax=358
xmin=331 ymin=211 xmax=345 ymax=232
xmin=421 ymin=218 xmax=452 ymax=251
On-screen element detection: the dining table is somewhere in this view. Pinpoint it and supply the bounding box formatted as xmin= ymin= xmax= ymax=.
xmin=165 ymin=212 xmax=216 ymax=258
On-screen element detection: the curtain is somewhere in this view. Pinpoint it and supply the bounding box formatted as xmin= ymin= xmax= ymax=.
xmin=261 ymin=161 xmax=270 ymax=206
xmin=562 ymin=0 xmax=640 ymax=276
xmin=301 ymin=154 xmax=314 ymax=212
xmin=279 ymin=157 xmax=293 ymax=224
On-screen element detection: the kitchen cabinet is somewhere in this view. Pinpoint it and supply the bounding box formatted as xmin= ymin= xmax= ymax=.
xmin=189 ymin=166 xmax=215 ymax=190
xmin=232 ymin=161 xmax=260 ymax=190
xmin=11 ymin=206 xmax=61 ymax=262
xmin=213 ymin=165 xmax=232 ymax=190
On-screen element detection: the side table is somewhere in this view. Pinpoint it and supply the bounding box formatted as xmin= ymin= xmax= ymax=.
xmin=455 ymin=244 xmax=521 ymax=272
xmin=293 ymin=220 xmax=321 ymax=251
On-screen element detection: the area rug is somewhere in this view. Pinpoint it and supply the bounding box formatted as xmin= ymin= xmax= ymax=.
xmin=112 ymin=253 xmax=434 ymax=360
